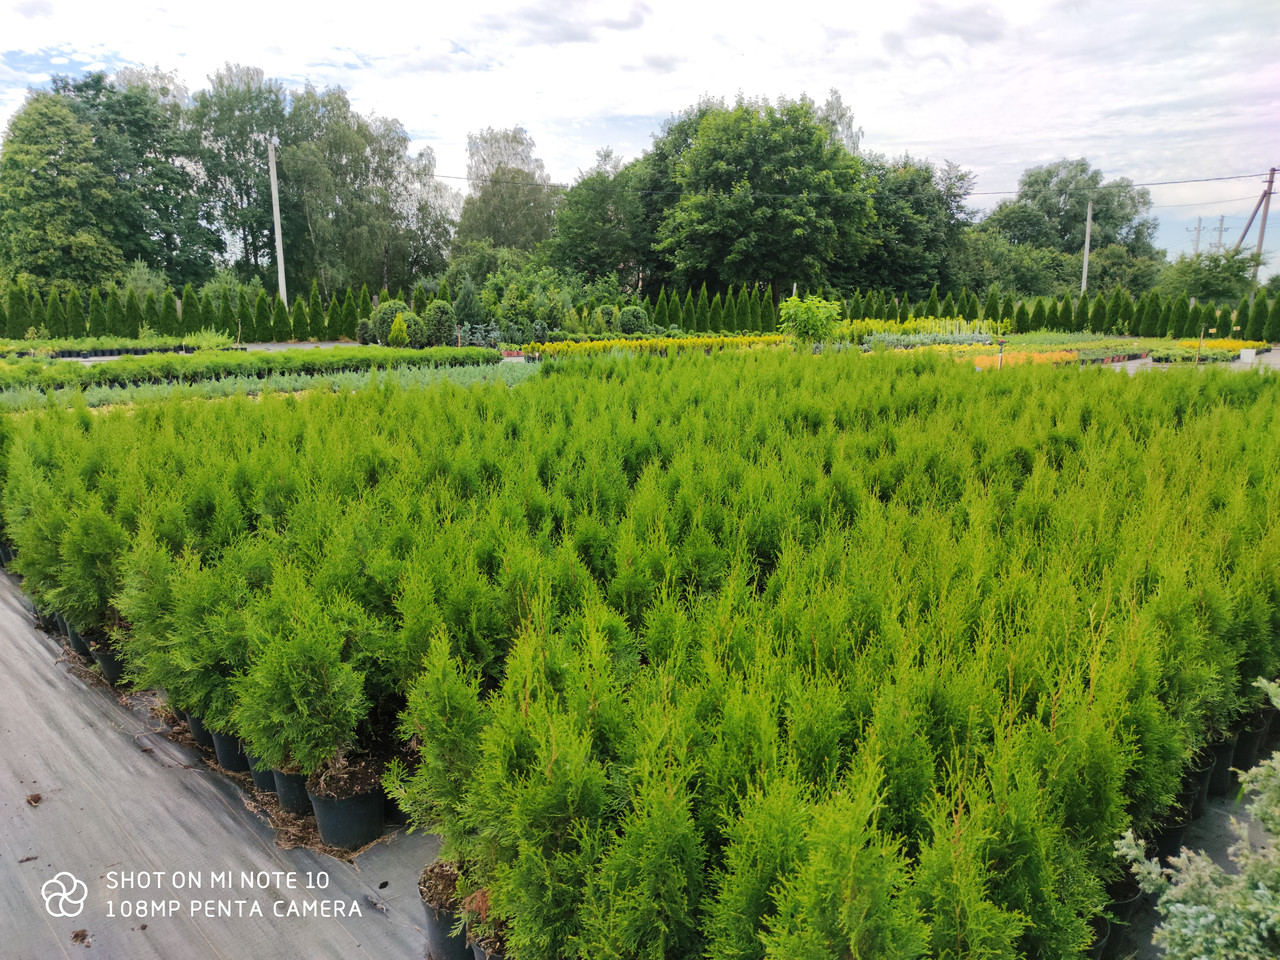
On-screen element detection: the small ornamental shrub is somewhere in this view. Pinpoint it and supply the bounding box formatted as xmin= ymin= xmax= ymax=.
xmin=618 ymin=305 xmax=648 ymax=335
xmin=422 ymin=300 xmax=456 ymax=347
xmin=356 ymin=317 xmax=374 ymax=345
xmin=778 ymin=295 xmax=840 ymax=347
xmin=369 ymin=298 xmax=410 ymax=346
xmin=387 ymin=313 xmax=410 ymax=348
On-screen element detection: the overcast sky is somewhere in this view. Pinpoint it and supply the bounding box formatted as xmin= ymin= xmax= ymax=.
xmin=2 ymin=0 xmax=1278 ymax=277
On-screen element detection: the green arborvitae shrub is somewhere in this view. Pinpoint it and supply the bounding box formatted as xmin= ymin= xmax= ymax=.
xmin=696 ymin=283 xmax=711 ymax=333
xmin=1029 ymin=298 xmax=1047 ymax=331
xmin=1157 ymin=300 xmax=1173 ymax=338
xmin=309 ymin=281 xmax=324 ymax=335
xmin=143 ymin=290 xmax=160 ymax=333
xmin=653 ymin=288 xmax=669 ymax=331
xmin=270 ymin=296 xmax=290 ymax=342
xmin=924 ymin=285 xmax=941 ymax=318
xmin=214 ymin=290 xmax=233 ymax=335
xmin=45 ymin=291 xmax=66 ymax=339
xmin=124 ymin=287 xmax=144 ymax=338
xmin=159 ymin=289 xmax=179 ymax=338
xmin=763 ymin=286 xmax=777 ymax=332
xmin=237 ymin=289 xmax=252 ymax=340
xmin=983 ymin=287 xmax=1000 ymax=323
xmin=370 ymin=299 xmax=410 ymax=345
xmin=1119 ymin=294 xmax=1136 ymax=334
xmin=1108 ymin=287 xmax=1126 ymax=333
xmin=290 ymin=297 xmax=309 ymax=341
xmin=106 ymin=286 xmax=126 ymax=337
xmin=1169 ymin=294 xmax=1191 ymax=339
xmin=359 ymin=284 xmax=373 ymax=320
xmin=682 ymin=290 xmax=695 ymax=331
xmin=939 ymin=292 xmax=955 ymax=319
xmin=1000 ymin=293 xmax=1015 ymax=323
xmin=0 ymin=296 xmax=6 ymax=337
xmin=709 ymin=293 xmax=724 ymax=332
xmin=178 ymin=284 xmax=197 ymax=335
xmin=422 ymin=300 xmax=456 ymax=347
xmin=198 ymin=290 xmax=215 ymax=330
xmin=1012 ymin=300 xmax=1029 ymax=333
xmin=250 ymin=291 xmax=269 ymax=343
xmin=1227 ymin=297 xmax=1248 ymax=339
xmin=1254 ymin=297 xmax=1274 ymax=342
xmin=86 ymin=289 xmax=106 ymax=337
xmin=1043 ymin=298 xmax=1058 ymax=331
xmin=412 ymin=285 xmax=428 ymax=318
xmin=377 ymin=287 xmax=390 ymax=309
xmin=1090 ymin=292 xmax=1108 ymax=334
xmin=27 ymin=288 xmax=45 ymax=336
xmin=436 ymin=279 xmax=451 ymax=308
xmin=1073 ymin=296 xmax=1090 ymax=333
xmin=848 ymin=291 xmax=863 ymax=320
xmin=65 ymin=287 xmax=85 ymax=338
xmin=341 ymin=289 xmax=358 ymax=340
xmin=619 ymin=306 xmax=648 ymax=335
xmin=1243 ymin=297 xmax=1264 ymax=341
xmin=387 ymin=313 xmax=410 ymax=348
xmin=7 ymin=283 xmax=30 ymax=339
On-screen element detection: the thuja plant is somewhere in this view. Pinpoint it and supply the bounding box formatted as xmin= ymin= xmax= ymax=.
xmin=1116 ymin=678 xmax=1280 ymax=960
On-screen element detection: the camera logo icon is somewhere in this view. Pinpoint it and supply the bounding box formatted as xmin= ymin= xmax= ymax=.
xmin=42 ymin=872 xmax=88 ymax=918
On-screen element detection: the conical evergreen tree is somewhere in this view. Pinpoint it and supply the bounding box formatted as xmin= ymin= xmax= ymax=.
xmin=665 ymin=289 xmax=681 ymax=329
xmin=160 ymin=289 xmax=179 ymax=338
xmin=1187 ymin=302 xmax=1203 ymax=339
xmin=143 ymin=290 xmax=160 ymax=333
xmin=897 ymin=298 xmax=910 ymax=322
xmin=28 ymin=289 xmax=44 ymax=335
xmin=216 ymin=291 xmax=233 ymax=336
xmin=377 ymin=287 xmax=390 ymax=308
xmin=179 ymin=283 xmax=197 ymax=335
xmin=1244 ymin=296 xmax=1264 ymax=343
xmin=848 ymin=291 xmax=863 ymax=320
xmin=65 ymin=287 xmax=85 ymax=338
xmin=290 ymin=297 xmax=308 ymax=341
xmin=45 ymin=291 xmax=66 ymax=339
xmin=0 ymin=298 xmax=6 ymax=338
xmin=359 ymin=284 xmax=373 ymax=319
xmin=1029 ymin=298 xmax=1047 ymax=331
xmin=271 ymin=296 xmax=290 ymax=342
xmin=199 ymin=291 xmax=216 ymax=330
xmin=999 ymin=293 xmax=1015 ymax=323
xmin=1156 ymin=301 xmax=1173 ymax=337
xmin=763 ymin=286 xmax=777 ymax=332
xmin=1118 ymin=294 xmax=1135 ymax=334
xmin=939 ymin=292 xmax=956 ymax=318
xmin=695 ymin=283 xmax=710 ymax=333
xmin=709 ymin=293 xmax=723 ymax=333
xmin=435 ymin=280 xmax=449 ymax=309
xmin=1070 ymin=296 xmax=1088 ymax=332
xmin=1225 ymin=297 xmax=1248 ymax=339
xmin=1263 ymin=298 xmax=1279 ymax=342
xmin=1012 ymin=300 xmax=1029 ymax=333
xmin=106 ymin=286 xmax=125 ymax=337
xmin=87 ymin=289 xmax=106 ymax=337
xmin=653 ymin=287 xmax=669 ymax=331
xmin=7 ymin=283 xmax=30 ymax=339
xmin=1168 ymin=293 xmax=1190 ymax=339
xmin=412 ymin=285 xmax=428 ymax=319
xmin=983 ymin=287 xmax=1000 ymax=323
xmin=680 ymin=290 xmax=694 ymax=331
xmin=1132 ymin=293 xmax=1148 ymax=336
xmin=123 ymin=287 xmax=143 ymax=338
xmin=236 ymin=289 xmax=252 ymax=340
xmin=253 ymin=291 xmax=270 ymax=343
xmin=1137 ymin=293 xmax=1155 ymax=337
xmin=1107 ymin=287 xmax=1125 ymax=334
xmin=1044 ymin=298 xmax=1059 ymax=330
xmin=923 ymin=285 xmax=940 ymax=318
xmin=341 ymin=289 xmax=357 ymax=340
xmin=1088 ymin=293 xmax=1107 ymax=334
xmin=1198 ymin=303 xmax=1215 ymax=338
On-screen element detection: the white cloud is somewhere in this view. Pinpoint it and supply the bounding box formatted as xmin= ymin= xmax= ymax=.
xmin=0 ymin=0 xmax=1277 ymax=270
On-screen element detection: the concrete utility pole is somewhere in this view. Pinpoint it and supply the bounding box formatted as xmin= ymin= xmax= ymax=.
xmin=1211 ymin=215 xmax=1231 ymax=254
xmin=1189 ymin=216 xmax=1203 ymax=254
xmin=267 ymin=138 xmax=287 ymax=306
xmin=1080 ymin=199 xmax=1093 ymax=294
xmin=1234 ymin=190 xmax=1268 ymax=253
xmin=1252 ymin=167 xmax=1276 ymax=289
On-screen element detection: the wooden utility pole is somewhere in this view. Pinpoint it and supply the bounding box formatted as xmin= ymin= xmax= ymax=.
xmin=1080 ymin=199 xmax=1093 ymax=294
xmin=267 ymin=138 xmax=287 ymax=307
xmin=1252 ymin=167 xmax=1276 ymax=288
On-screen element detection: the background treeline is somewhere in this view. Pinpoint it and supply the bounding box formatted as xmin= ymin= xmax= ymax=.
xmin=1 ymin=70 xmax=1275 ymax=326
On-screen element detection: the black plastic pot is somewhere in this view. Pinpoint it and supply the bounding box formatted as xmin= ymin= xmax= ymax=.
xmin=66 ymin=623 xmax=93 ymax=659
xmin=1152 ymin=809 xmax=1191 ymax=864
xmin=89 ymin=641 xmax=126 ymax=686
xmin=384 ymin=786 xmax=408 ymax=825
xmin=1105 ymin=876 xmax=1145 ymax=926
xmin=188 ymin=714 xmax=217 ymax=750
xmin=273 ymin=770 xmax=313 ymax=816
xmin=471 ymin=941 xmax=506 ymax=960
xmin=1207 ymin=735 xmax=1238 ymax=796
xmin=1262 ymin=706 xmax=1280 ymax=753
xmin=1234 ymin=720 xmax=1266 ymax=776
xmin=243 ymin=750 xmax=277 ymax=792
xmin=423 ymin=903 xmax=470 ymax=960
xmin=210 ymin=730 xmax=251 ymax=773
xmin=307 ymin=787 xmax=384 ymax=849
xmin=1088 ymin=917 xmax=1110 ymax=960
xmin=1187 ymin=752 xmax=1215 ymax=820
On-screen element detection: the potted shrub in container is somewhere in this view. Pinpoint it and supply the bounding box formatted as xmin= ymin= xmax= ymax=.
xmin=53 ymin=496 xmax=129 ymax=685
xmin=234 ymin=607 xmax=377 ymax=847
xmin=417 ymin=861 xmax=470 ymax=960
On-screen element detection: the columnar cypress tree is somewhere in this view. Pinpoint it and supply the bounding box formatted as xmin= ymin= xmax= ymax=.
xmin=1187 ymin=302 xmax=1203 ymax=339
xmin=939 ymin=292 xmax=956 ymax=318
xmin=897 ymin=298 xmax=910 ymax=322
xmin=1243 ymin=297 xmax=1264 ymax=341
xmin=1118 ymin=294 xmax=1135 ymax=334
xmin=412 ymin=285 xmax=428 ymax=319
xmin=435 ymin=280 xmax=450 ymax=309
xmin=143 ymin=290 xmax=160 ymax=332
xmin=1225 ymin=297 xmax=1248 ymax=339
xmin=160 ymin=289 xmax=179 ymax=337
xmin=28 ymin=289 xmax=45 ymax=334
xmin=1107 ymin=287 xmax=1125 ymax=333
xmin=1263 ymin=298 xmax=1279 ymax=342
xmin=377 ymin=287 xmax=390 ymax=308
xmin=999 ymin=293 xmax=1015 ymax=323
xmin=922 ymin=285 xmax=940 ymax=318
xmin=709 ymin=293 xmax=723 ymax=333
xmin=87 ymin=289 xmax=106 ymax=337
xmin=680 ymin=290 xmax=694 ymax=331
xmin=359 ymin=284 xmax=373 ymax=320
xmin=1088 ymin=292 xmax=1107 ymax=333
xmin=179 ymin=283 xmax=197 ymax=335
xmin=1071 ymin=296 xmax=1088 ymax=333
xmin=253 ymin=291 xmax=271 ymax=343
xmin=7 ymin=283 xmax=30 ymax=339
xmin=1012 ymin=300 xmax=1029 ymax=333
xmin=983 ymin=287 xmax=1000 ymax=323
xmin=341 ymin=289 xmax=357 ymax=339
xmin=695 ymin=283 xmax=710 ymax=333
xmin=1029 ymin=298 xmax=1047 ymax=331
xmin=290 ymin=297 xmax=308 ymax=341
xmin=1157 ymin=300 xmax=1173 ymax=337
xmin=1044 ymin=298 xmax=1058 ymax=330
xmin=237 ymin=289 xmax=252 ymax=339
xmin=271 ymin=295 xmax=290 ymax=341
xmin=45 ymin=291 xmax=66 ymax=339
xmin=848 ymin=291 xmax=863 ymax=320
xmin=122 ymin=288 xmax=142 ymax=338
xmin=763 ymin=286 xmax=777 ymax=332
xmin=199 ymin=291 xmax=216 ymax=329
xmin=653 ymin=287 xmax=669 ymax=331
xmin=65 ymin=287 xmax=85 ymax=338
xmin=666 ymin=289 xmax=681 ymax=329
xmin=1137 ymin=294 xmax=1156 ymax=337
xmin=1169 ymin=293 xmax=1190 ymax=339
xmin=106 ymin=286 xmax=125 ymax=337
xmin=214 ymin=291 xmax=232 ymax=335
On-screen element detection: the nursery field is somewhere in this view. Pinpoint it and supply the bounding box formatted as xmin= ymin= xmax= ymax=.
xmin=5 ymin=349 xmax=1280 ymax=959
